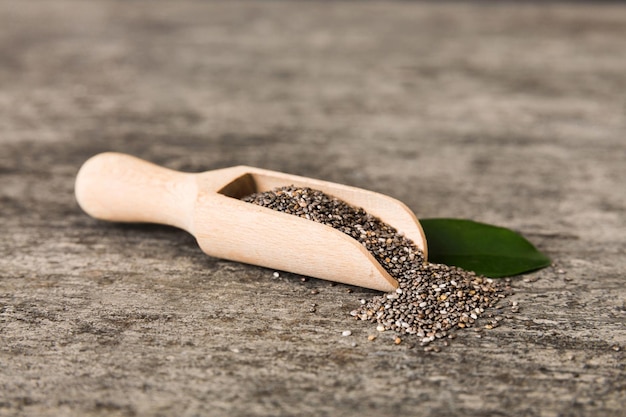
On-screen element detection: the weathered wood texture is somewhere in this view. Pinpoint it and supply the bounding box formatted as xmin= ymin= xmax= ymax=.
xmin=1 ymin=1 xmax=625 ymax=416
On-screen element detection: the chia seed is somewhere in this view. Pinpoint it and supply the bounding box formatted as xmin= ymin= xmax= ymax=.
xmin=242 ymin=186 xmax=505 ymax=341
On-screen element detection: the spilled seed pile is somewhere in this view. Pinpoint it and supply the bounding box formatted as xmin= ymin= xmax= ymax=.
xmin=242 ymin=186 xmax=505 ymax=343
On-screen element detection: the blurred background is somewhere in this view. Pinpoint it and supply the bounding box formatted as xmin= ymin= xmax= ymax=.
xmin=2 ymin=1 xmax=623 ymax=228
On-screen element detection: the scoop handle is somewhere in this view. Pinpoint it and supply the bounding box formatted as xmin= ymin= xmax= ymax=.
xmin=75 ymin=152 xmax=198 ymax=232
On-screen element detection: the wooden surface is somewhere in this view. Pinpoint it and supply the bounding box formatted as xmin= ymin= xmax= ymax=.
xmin=1 ymin=1 xmax=625 ymax=416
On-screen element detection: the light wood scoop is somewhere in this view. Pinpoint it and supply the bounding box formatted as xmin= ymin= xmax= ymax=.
xmin=75 ymin=152 xmax=427 ymax=292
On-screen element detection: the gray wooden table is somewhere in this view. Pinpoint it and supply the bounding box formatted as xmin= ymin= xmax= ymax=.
xmin=1 ymin=1 xmax=625 ymax=416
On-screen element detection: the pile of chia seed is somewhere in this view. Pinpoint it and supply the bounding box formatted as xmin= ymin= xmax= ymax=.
xmin=242 ymin=186 xmax=505 ymax=343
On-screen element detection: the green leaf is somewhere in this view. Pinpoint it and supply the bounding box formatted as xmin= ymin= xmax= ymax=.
xmin=420 ymin=218 xmax=551 ymax=278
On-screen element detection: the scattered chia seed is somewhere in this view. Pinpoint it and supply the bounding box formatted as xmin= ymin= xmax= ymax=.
xmin=242 ymin=186 xmax=506 ymax=342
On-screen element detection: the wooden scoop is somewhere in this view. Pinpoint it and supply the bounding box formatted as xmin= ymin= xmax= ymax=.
xmin=75 ymin=152 xmax=427 ymax=292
